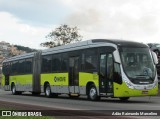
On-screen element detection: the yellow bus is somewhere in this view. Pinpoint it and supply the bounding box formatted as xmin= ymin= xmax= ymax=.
xmin=1 ymin=39 xmax=159 ymax=101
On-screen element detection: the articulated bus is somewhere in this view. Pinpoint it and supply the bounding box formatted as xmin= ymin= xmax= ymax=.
xmin=1 ymin=39 xmax=159 ymax=101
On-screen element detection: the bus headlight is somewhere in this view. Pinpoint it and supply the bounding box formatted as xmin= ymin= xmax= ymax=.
xmin=124 ymin=80 xmax=134 ymax=89
xmin=153 ymin=80 xmax=158 ymax=88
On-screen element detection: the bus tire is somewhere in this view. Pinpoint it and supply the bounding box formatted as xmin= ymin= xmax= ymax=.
xmin=119 ymin=97 xmax=130 ymax=101
xmin=45 ymin=84 xmax=52 ymax=98
xmin=88 ymin=84 xmax=100 ymax=101
xmin=11 ymin=84 xmax=17 ymax=95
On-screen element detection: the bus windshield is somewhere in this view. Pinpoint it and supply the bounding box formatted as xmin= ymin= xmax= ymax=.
xmin=120 ymin=47 xmax=156 ymax=84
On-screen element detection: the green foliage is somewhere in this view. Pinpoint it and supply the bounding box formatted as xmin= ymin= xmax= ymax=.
xmin=41 ymin=24 xmax=82 ymax=48
xmin=14 ymin=45 xmax=37 ymax=53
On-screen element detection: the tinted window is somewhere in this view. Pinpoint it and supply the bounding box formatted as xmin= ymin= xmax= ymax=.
xmin=18 ymin=59 xmax=25 ymax=74
xmin=107 ymin=54 xmax=113 ymax=79
xmin=10 ymin=62 xmax=13 ymax=75
xmin=81 ymin=53 xmax=85 ymax=70
xmin=2 ymin=63 xmax=7 ymax=75
xmin=61 ymin=53 xmax=68 ymax=72
xmin=12 ymin=61 xmax=19 ymax=75
xmin=42 ymin=55 xmax=52 ymax=73
xmin=52 ymin=54 xmax=61 ymax=72
xmin=85 ymin=49 xmax=98 ymax=70
xmin=25 ymin=58 xmax=32 ymax=74
xmin=100 ymin=54 xmax=106 ymax=77
xmin=114 ymin=62 xmax=122 ymax=84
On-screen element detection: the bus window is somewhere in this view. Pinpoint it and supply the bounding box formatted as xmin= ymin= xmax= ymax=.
xmin=52 ymin=54 xmax=61 ymax=72
xmin=85 ymin=49 xmax=98 ymax=71
xmin=61 ymin=53 xmax=68 ymax=72
xmin=2 ymin=63 xmax=6 ymax=75
xmin=25 ymin=58 xmax=32 ymax=74
xmin=12 ymin=61 xmax=19 ymax=75
xmin=107 ymin=54 xmax=113 ymax=80
xmin=81 ymin=53 xmax=85 ymax=70
xmin=114 ymin=62 xmax=122 ymax=84
xmin=19 ymin=59 xmax=25 ymax=74
xmin=120 ymin=48 xmax=155 ymax=84
xmin=100 ymin=54 xmax=106 ymax=77
xmin=42 ymin=55 xmax=52 ymax=73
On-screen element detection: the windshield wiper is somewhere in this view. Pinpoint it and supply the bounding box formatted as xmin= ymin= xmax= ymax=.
xmin=135 ymin=75 xmax=153 ymax=81
xmin=135 ymin=75 xmax=147 ymax=78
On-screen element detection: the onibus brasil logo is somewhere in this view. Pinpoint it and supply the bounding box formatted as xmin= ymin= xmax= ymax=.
xmin=1 ymin=111 xmax=42 ymax=116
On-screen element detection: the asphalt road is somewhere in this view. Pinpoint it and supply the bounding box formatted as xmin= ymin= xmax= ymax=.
xmin=0 ymin=89 xmax=160 ymax=111
xmin=1 ymin=89 xmax=160 ymax=119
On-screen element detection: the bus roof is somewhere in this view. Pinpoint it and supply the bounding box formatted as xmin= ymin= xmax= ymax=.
xmin=92 ymin=39 xmax=148 ymax=47
xmin=3 ymin=52 xmax=35 ymax=63
xmin=3 ymin=39 xmax=148 ymax=63
xmin=41 ymin=39 xmax=148 ymax=55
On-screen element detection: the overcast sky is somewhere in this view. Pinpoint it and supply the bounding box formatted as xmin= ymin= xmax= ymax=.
xmin=0 ymin=0 xmax=160 ymax=49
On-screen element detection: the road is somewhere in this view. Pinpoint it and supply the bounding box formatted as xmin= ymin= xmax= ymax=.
xmin=0 ymin=89 xmax=160 ymax=118
xmin=0 ymin=90 xmax=160 ymax=110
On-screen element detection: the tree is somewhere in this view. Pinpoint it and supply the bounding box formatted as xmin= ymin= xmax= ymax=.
xmin=41 ymin=24 xmax=82 ymax=48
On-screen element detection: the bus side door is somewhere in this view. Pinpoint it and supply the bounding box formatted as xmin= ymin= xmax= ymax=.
xmin=69 ymin=56 xmax=80 ymax=94
xmin=99 ymin=53 xmax=114 ymax=95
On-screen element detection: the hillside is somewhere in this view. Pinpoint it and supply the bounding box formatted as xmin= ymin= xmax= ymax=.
xmin=14 ymin=45 xmax=37 ymax=53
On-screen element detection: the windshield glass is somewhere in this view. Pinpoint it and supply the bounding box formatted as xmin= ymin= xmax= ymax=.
xmin=155 ymin=44 xmax=160 ymax=50
xmin=156 ymin=45 xmax=160 ymax=47
xmin=120 ymin=48 xmax=156 ymax=84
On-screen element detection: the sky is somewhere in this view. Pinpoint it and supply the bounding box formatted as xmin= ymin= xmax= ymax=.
xmin=0 ymin=0 xmax=160 ymax=49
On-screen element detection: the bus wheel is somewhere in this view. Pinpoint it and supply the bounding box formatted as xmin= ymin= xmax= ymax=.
xmin=88 ymin=85 xmax=100 ymax=101
xmin=119 ymin=97 xmax=130 ymax=101
xmin=45 ymin=84 xmax=52 ymax=98
xmin=11 ymin=84 xmax=17 ymax=95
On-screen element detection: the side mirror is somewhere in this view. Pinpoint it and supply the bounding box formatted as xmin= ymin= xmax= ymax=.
xmin=113 ymin=50 xmax=121 ymax=63
xmin=151 ymin=51 xmax=158 ymax=65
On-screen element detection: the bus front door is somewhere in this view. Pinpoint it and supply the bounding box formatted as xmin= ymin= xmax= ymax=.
xmin=99 ymin=53 xmax=113 ymax=96
xmin=69 ymin=57 xmax=79 ymax=94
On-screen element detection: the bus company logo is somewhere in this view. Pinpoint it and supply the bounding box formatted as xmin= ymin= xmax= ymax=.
xmin=54 ymin=77 xmax=66 ymax=82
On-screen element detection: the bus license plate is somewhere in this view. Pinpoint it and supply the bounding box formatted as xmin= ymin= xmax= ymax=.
xmin=142 ymin=91 xmax=148 ymax=94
